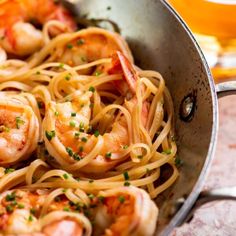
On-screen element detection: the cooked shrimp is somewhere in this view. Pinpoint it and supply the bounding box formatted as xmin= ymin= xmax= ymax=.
xmin=0 ymin=92 xmax=39 ymax=166
xmin=0 ymin=0 xmax=76 ymax=56
xmin=94 ymin=186 xmax=158 ymax=236
xmin=52 ymin=27 xmax=133 ymax=69
xmin=0 ymin=189 xmax=92 ymax=236
xmin=43 ymin=51 xmax=150 ymax=173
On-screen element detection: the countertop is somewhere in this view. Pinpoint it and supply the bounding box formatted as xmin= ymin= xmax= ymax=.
xmin=171 ymin=95 xmax=236 ymax=236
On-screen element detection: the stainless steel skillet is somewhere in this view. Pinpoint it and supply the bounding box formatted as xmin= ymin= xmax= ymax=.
xmin=65 ymin=0 xmax=236 ymax=235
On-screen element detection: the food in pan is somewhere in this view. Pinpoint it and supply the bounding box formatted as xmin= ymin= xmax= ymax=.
xmin=0 ymin=0 xmax=179 ymax=235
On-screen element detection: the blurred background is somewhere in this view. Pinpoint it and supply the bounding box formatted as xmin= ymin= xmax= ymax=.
xmin=168 ymin=0 xmax=236 ymax=83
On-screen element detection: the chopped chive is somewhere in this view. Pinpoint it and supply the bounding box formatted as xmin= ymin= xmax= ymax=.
xmin=162 ymin=149 xmax=172 ymax=155
xmin=4 ymin=168 xmax=14 ymax=174
xmin=45 ymin=130 xmax=56 ymax=141
xmin=6 ymin=193 xmax=15 ymax=201
xmin=69 ymin=120 xmax=76 ymax=127
xmin=17 ymin=203 xmax=24 ymax=209
xmin=118 ymin=196 xmax=125 ymax=203
xmin=30 ymin=208 xmax=36 ymax=215
xmin=98 ymin=196 xmax=105 ymax=203
xmin=74 ymin=132 xmax=80 ymax=139
xmin=66 ymin=43 xmax=73 ymax=49
xmin=71 ymin=112 xmax=76 ymax=117
xmin=15 ymin=116 xmax=25 ymax=129
xmin=105 ymin=152 xmax=112 ymax=159
xmin=123 ymin=171 xmax=129 ymax=181
xmin=59 ymin=63 xmax=64 ymax=68
xmin=11 ymin=200 xmax=17 ymax=206
xmin=89 ymin=86 xmax=95 ymax=92
xmin=79 ymin=146 xmax=84 ymax=152
xmin=122 ymin=145 xmax=128 ymax=149
xmin=54 ymin=111 xmax=59 ymax=116
xmin=54 ymin=196 xmax=61 ymax=202
xmin=63 ymin=207 xmax=70 ymax=212
xmin=89 ymin=179 xmax=94 ymax=183
xmin=6 ymin=205 xmax=13 ymax=213
xmin=94 ymin=130 xmax=99 ymax=137
xmin=79 ymin=122 xmax=84 ymax=132
xmin=66 ymin=147 xmax=73 ymax=157
xmin=88 ymin=194 xmax=94 ymax=200
xmin=37 ymin=101 xmax=43 ymax=108
xmin=77 ymin=39 xmax=85 ymax=45
xmin=81 ymin=137 xmax=87 ymax=143
xmin=63 ymin=173 xmax=69 ymax=179
xmin=124 ymin=181 xmax=130 ymax=187
xmin=175 ymin=156 xmax=183 ymax=167
xmin=28 ymin=215 xmax=33 ymax=222
xmin=65 ymin=74 xmax=71 ymax=81
xmin=95 ymin=71 xmax=102 ymax=76
xmin=73 ymin=153 xmax=81 ymax=161
xmin=62 ymin=189 xmax=67 ymax=193
xmin=107 ymin=6 xmax=111 ymax=10
xmin=81 ymin=56 xmax=87 ymax=62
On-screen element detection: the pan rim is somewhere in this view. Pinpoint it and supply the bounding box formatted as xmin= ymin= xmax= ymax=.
xmin=159 ymin=1 xmax=219 ymax=235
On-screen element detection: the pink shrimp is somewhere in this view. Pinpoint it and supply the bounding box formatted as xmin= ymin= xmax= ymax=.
xmin=0 ymin=0 xmax=76 ymax=56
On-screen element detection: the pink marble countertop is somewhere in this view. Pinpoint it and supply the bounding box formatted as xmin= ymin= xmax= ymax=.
xmin=171 ymin=95 xmax=236 ymax=236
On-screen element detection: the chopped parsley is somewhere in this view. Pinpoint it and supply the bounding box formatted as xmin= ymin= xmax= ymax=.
xmin=62 ymin=189 xmax=67 ymax=193
xmin=15 ymin=116 xmax=25 ymax=129
xmin=71 ymin=112 xmax=76 ymax=117
xmin=88 ymin=194 xmax=94 ymax=200
xmin=122 ymin=145 xmax=128 ymax=150
xmin=94 ymin=130 xmax=99 ymax=137
xmin=79 ymin=146 xmax=84 ymax=152
xmin=89 ymin=86 xmax=95 ymax=92
xmin=45 ymin=130 xmax=56 ymax=141
xmin=54 ymin=111 xmax=59 ymax=116
xmin=30 ymin=208 xmax=36 ymax=215
xmin=36 ymin=71 xmax=41 ymax=75
xmin=123 ymin=171 xmax=129 ymax=181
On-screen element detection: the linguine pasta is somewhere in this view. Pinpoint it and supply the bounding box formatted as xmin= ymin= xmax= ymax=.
xmin=0 ymin=17 xmax=179 ymax=235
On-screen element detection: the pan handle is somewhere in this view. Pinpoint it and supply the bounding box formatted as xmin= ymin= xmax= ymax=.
xmin=178 ymin=81 xmax=236 ymax=224
xmin=179 ymin=187 xmax=236 ymax=224
xmin=215 ymin=81 xmax=236 ymax=98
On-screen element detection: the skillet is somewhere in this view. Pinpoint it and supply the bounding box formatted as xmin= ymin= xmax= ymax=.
xmin=65 ymin=0 xmax=236 ymax=235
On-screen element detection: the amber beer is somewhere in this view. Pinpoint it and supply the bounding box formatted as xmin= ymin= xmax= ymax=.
xmin=168 ymin=0 xmax=236 ymax=81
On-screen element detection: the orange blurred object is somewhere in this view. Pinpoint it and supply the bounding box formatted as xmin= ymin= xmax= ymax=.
xmin=168 ymin=0 xmax=236 ymax=82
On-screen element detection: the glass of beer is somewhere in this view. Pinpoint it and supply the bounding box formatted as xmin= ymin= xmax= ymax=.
xmin=168 ymin=0 xmax=236 ymax=82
